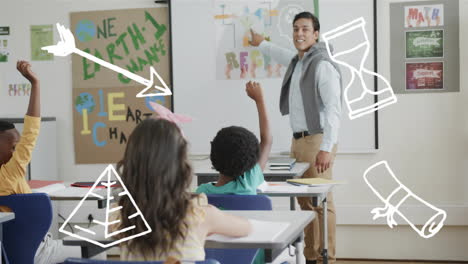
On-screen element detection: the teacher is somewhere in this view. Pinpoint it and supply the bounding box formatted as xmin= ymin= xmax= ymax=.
xmin=250 ymin=12 xmax=342 ymax=264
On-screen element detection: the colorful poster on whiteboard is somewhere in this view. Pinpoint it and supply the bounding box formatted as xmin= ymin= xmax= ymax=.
xmin=70 ymin=8 xmax=171 ymax=164
xmin=404 ymin=4 xmax=443 ymax=28
xmin=214 ymin=0 xmax=318 ymax=80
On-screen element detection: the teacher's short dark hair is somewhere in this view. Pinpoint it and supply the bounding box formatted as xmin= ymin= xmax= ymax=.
xmin=293 ymin=11 xmax=320 ymax=32
xmin=210 ymin=126 xmax=259 ymax=178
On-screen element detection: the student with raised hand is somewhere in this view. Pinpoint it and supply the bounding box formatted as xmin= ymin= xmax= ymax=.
xmin=196 ymin=81 xmax=273 ymax=195
xmin=0 ymin=61 xmax=82 ymax=263
xmin=0 ymin=61 xmax=40 ymax=195
xmin=114 ymin=118 xmax=251 ymax=261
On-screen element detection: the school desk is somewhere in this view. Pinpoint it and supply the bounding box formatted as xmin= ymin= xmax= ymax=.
xmin=192 ymin=158 xmax=310 ymax=184
xmin=32 ymin=183 xmax=108 ymax=239
xmin=62 ymin=210 xmax=314 ymax=263
xmin=259 ymin=183 xmax=335 ymax=264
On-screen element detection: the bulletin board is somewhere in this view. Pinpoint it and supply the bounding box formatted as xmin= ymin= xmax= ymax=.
xmin=70 ymin=7 xmax=172 ymax=164
xmin=390 ymin=0 xmax=459 ymax=94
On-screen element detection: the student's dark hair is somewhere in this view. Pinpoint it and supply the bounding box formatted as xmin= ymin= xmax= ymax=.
xmin=0 ymin=121 xmax=15 ymax=132
xmin=116 ymin=118 xmax=194 ymax=257
xmin=293 ymin=11 xmax=320 ymax=32
xmin=210 ymin=126 xmax=259 ymax=178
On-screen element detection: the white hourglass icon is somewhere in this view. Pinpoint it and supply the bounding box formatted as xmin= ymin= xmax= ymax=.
xmin=322 ymin=17 xmax=397 ymax=120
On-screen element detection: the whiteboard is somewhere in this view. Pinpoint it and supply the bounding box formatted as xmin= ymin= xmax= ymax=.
xmin=172 ymin=0 xmax=377 ymax=154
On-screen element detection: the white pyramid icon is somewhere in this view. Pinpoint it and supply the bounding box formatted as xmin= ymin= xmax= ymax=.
xmin=60 ymin=164 xmax=152 ymax=248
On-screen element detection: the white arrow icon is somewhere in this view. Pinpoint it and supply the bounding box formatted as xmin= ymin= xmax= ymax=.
xmin=42 ymin=23 xmax=172 ymax=98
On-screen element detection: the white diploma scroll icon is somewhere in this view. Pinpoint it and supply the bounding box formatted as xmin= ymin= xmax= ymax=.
xmin=322 ymin=17 xmax=397 ymax=120
xmin=363 ymin=161 xmax=446 ymax=238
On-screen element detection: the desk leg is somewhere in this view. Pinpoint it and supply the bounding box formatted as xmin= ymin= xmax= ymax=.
xmin=322 ymin=196 xmax=328 ymax=264
xmin=50 ymin=201 xmax=59 ymax=239
xmin=290 ymin=197 xmax=296 ymax=210
xmin=295 ymin=231 xmax=304 ymax=264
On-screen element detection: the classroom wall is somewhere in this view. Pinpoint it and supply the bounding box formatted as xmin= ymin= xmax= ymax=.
xmin=330 ymin=0 xmax=468 ymax=260
xmin=0 ymin=0 xmax=466 ymax=261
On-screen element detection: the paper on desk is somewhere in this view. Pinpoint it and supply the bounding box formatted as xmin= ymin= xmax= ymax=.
xmin=49 ymin=187 xmax=101 ymax=198
xmin=286 ymin=178 xmax=345 ymax=186
xmin=257 ymin=181 xmax=308 ymax=193
xmin=207 ymin=219 xmax=289 ymax=242
xmin=32 ymin=183 xmax=67 ymax=194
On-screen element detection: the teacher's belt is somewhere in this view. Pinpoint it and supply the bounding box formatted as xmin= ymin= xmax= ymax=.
xmin=293 ymin=131 xmax=310 ymax=139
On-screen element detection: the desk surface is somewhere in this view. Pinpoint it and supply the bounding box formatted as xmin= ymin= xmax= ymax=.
xmin=43 ymin=183 xmax=107 ymax=201
xmin=63 ymin=210 xmax=314 ymax=250
xmin=206 ymin=210 xmax=314 ymax=250
xmin=0 ymin=213 xmax=15 ymax=223
xmin=258 ymin=182 xmax=332 ymax=197
xmin=192 ymin=159 xmax=310 ymax=177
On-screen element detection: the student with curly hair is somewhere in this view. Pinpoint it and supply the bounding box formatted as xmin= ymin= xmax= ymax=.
xmin=196 ymin=81 xmax=272 ymax=195
xmin=114 ymin=118 xmax=251 ymax=261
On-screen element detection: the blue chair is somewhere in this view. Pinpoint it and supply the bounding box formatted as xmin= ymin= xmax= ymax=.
xmin=0 ymin=193 xmax=53 ymax=264
xmin=206 ymin=194 xmax=272 ymax=211
xmin=206 ymin=194 xmax=273 ymax=264
xmin=63 ymin=258 xmax=220 ymax=264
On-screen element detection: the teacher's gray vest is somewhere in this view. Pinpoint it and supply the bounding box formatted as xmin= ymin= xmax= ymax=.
xmin=279 ymin=42 xmax=343 ymax=135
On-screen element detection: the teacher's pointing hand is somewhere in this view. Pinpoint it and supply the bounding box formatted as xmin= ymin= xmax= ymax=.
xmin=249 ymin=29 xmax=265 ymax=47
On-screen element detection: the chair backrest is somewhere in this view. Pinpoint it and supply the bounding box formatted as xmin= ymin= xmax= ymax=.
xmin=205 ymin=194 xmax=272 ymax=264
xmin=63 ymin=258 xmax=220 ymax=264
xmin=206 ymin=194 xmax=272 ymax=210
xmin=0 ymin=193 xmax=53 ymax=264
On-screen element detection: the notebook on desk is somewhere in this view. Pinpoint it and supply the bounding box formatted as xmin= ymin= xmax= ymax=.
xmin=286 ymin=178 xmax=344 ymax=186
xmin=256 ymin=181 xmax=309 ymax=193
xmin=268 ymin=158 xmax=296 ymax=170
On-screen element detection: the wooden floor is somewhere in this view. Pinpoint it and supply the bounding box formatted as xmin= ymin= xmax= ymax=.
xmin=108 ymin=256 xmax=465 ymax=263
xmin=336 ymin=261 xmax=465 ymax=264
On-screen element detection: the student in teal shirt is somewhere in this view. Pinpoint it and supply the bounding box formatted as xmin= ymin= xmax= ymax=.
xmin=196 ymin=81 xmax=273 ymax=264
xmin=196 ymin=81 xmax=273 ymax=195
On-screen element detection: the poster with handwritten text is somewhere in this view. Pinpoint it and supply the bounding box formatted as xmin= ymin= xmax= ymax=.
xmin=71 ymin=8 xmax=171 ymax=164
xmin=404 ymin=4 xmax=444 ymax=28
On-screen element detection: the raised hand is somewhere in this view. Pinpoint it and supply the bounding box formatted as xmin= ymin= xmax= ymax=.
xmin=17 ymin=60 xmax=38 ymax=84
xmin=245 ymin=81 xmax=264 ymax=103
